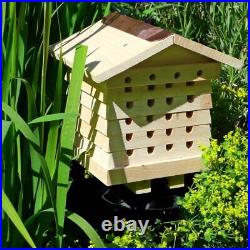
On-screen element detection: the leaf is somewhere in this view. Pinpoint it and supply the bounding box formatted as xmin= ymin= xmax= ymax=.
xmin=24 ymin=208 xmax=105 ymax=248
xmin=2 ymin=102 xmax=58 ymax=232
xmin=28 ymin=112 xmax=77 ymax=125
xmin=66 ymin=212 xmax=106 ymax=248
xmin=2 ymin=190 xmax=36 ymax=248
xmin=56 ymin=45 xmax=88 ymax=247
xmin=2 ymin=120 xmax=12 ymax=143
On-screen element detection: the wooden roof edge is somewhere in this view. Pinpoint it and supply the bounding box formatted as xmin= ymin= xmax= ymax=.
xmin=173 ymin=34 xmax=244 ymax=70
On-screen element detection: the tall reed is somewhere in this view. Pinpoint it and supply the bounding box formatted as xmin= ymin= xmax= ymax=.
xmin=2 ymin=2 xmax=110 ymax=247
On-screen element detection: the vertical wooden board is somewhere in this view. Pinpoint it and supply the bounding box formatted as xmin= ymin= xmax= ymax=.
xmin=126 ymin=180 xmax=151 ymax=194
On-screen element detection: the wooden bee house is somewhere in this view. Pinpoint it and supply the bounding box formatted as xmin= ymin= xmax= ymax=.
xmin=50 ymin=13 xmax=243 ymax=192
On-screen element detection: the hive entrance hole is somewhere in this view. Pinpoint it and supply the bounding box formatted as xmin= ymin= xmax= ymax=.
xmin=186 ymin=81 xmax=195 ymax=87
xmin=146 ymin=115 xmax=154 ymax=122
xmin=125 ymin=118 xmax=132 ymax=125
xmin=147 ymin=146 xmax=155 ymax=154
xmin=186 ymin=111 xmax=193 ymax=118
xmin=165 ymin=113 xmax=172 ymax=120
xmin=147 ymin=99 xmax=155 ymax=107
xmin=124 ymin=76 xmax=131 ymax=83
xmin=149 ymin=74 xmax=156 ymax=81
xmin=147 ymin=131 xmax=154 ymax=138
xmin=166 ymin=128 xmax=172 ymax=136
xmin=126 ymin=133 xmax=133 ymax=141
xmin=187 ymin=95 xmax=195 ymax=103
xmin=148 ymin=85 xmax=155 ymax=91
xmin=186 ymin=126 xmax=193 ymax=133
xmin=125 ymin=87 xmax=132 ymax=92
xmin=165 ymin=83 xmax=172 ymax=88
xmin=126 ymin=149 xmax=133 ymax=156
xmin=126 ymin=101 xmax=133 ymax=109
xmin=166 ymin=97 xmax=173 ymax=105
xmin=166 ymin=144 xmax=173 ymax=151
xmin=186 ymin=141 xmax=193 ymax=148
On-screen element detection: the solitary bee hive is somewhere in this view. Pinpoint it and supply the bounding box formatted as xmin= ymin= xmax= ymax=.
xmin=51 ymin=13 xmax=243 ymax=192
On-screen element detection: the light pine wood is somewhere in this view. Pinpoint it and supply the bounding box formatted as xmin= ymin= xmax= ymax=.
xmin=79 ymin=107 xmax=211 ymax=136
xmin=168 ymin=175 xmax=184 ymax=189
xmin=126 ymin=180 xmax=151 ymax=194
xmin=79 ymin=80 xmax=211 ymax=103
xmin=80 ymin=92 xmax=212 ymax=120
xmin=174 ymin=35 xmax=243 ymax=70
xmin=79 ymin=155 xmax=204 ymax=185
xmin=75 ymin=123 xmax=211 ymax=152
xmin=75 ymin=136 xmax=209 ymax=169
xmin=107 ymin=62 xmax=220 ymax=88
xmin=51 ymin=20 xmax=242 ymax=83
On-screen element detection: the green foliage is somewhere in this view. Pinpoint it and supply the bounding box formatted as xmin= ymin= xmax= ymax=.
xmin=171 ymin=129 xmax=248 ymax=248
xmin=2 ymin=2 xmax=108 ymax=247
xmin=108 ymin=129 xmax=248 ymax=248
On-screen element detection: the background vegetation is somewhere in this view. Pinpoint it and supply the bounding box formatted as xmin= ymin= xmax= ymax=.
xmin=2 ymin=2 xmax=248 ymax=248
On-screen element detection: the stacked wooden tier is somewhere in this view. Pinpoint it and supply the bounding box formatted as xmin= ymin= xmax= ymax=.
xmin=74 ymin=63 xmax=218 ymax=185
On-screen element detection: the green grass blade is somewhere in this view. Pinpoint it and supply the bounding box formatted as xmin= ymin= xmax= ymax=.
xmin=66 ymin=212 xmax=106 ymax=248
xmin=2 ymin=191 xmax=36 ymax=248
xmin=24 ymin=208 xmax=105 ymax=248
xmin=28 ymin=113 xmax=77 ymax=125
xmin=2 ymin=102 xmax=58 ymax=230
xmin=2 ymin=120 xmax=12 ymax=143
xmin=56 ymin=45 xmax=88 ymax=246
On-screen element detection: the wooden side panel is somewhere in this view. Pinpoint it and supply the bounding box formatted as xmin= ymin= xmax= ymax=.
xmin=75 ymin=123 xmax=211 ymax=153
xmin=80 ymin=92 xmax=212 ymax=120
xmin=79 ymin=107 xmax=211 ymax=136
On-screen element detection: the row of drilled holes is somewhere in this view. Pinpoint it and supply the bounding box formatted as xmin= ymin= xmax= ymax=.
xmin=125 ymin=111 xmax=193 ymax=125
xmin=126 ymin=95 xmax=195 ymax=109
xmin=124 ymin=81 xmax=194 ymax=93
xmin=124 ymin=70 xmax=203 ymax=84
xmin=126 ymin=141 xmax=194 ymax=156
xmin=125 ymin=126 xmax=193 ymax=141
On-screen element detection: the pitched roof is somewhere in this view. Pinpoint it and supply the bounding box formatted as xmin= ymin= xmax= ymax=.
xmin=50 ymin=12 xmax=243 ymax=83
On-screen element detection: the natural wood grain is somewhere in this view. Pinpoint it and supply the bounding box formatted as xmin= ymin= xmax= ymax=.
xmin=75 ymin=123 xmax=211 ymax=152
xmin=75 ymin=136 xmax=209 ymax=169
xmin=79 ymin=107 xmax=211 ymax=136
xmin=80 ymin=155 xmax=204 ymax=185
xmin=107 ymin=62 xmax=220 ymax=88
xmin=80 ymin=92 xmax=212 ymax=120
xmin=125 ymin=180 xmax=151 ymax=194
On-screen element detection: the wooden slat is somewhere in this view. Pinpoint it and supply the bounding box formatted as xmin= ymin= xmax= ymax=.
xmin=79 ymin=107 xmax=211 ymax=136
xmin=80 ymin=80 xmax=211 ymax=103
xmin=75 ymin=123 xmax=211 ymax=152
xmin=107 ymin=62 xmax=220 ymax=88
xmin=75 ymin=136 xmax=209 ymax=169
xmin=80 ymin=155 xmax=204 ymax=185
xmin=80 ymin=91 xmax=212 ymax=120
